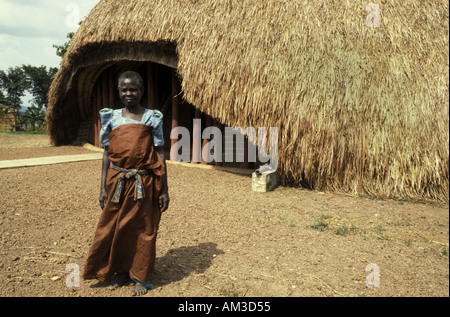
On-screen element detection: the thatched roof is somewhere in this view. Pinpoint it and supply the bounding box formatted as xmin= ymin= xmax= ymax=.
xmin=46 ymin=0 xmax=449 ymax=202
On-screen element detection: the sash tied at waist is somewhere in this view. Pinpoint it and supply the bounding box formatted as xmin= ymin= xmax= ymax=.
xmin=110 ymin=162 xmax=151 ymax=203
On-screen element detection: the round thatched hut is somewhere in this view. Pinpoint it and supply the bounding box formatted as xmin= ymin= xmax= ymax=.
xmin=46 ymin=0 xmax=449 ymax=202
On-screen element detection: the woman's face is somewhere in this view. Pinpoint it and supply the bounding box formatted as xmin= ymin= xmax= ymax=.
xmin=118 ymin=78 xmax=143 ymax=108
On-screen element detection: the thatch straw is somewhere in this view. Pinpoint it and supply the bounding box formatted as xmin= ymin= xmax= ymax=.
xmin=46 ymin=0 xmax=449 ymax=202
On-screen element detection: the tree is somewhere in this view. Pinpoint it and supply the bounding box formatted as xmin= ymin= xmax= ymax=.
xmin=0 ymin=65 xmax=57 ymax=131
xmin=22 ymin=104 xmax=46 ymax=131
xmin=0 ymin=66 xmax=27 ymax=112
xmin=22 ymin=65 xmax=58 ymax=108
xmin=0 ymin=89 xmax=7 ymax=110
xmin=0 ymin=29 xmax=75 ymax=131
xmin=20 ymin=65 xmax=57 ymax=130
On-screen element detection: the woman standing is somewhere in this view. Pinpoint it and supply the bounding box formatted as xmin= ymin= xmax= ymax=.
xmin=82 ymin=71 xmax=169 ymax=296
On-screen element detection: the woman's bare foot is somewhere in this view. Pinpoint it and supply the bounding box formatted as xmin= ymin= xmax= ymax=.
xmin=108 ymin=272 xmax=129 ymax=290
xmin=132 ymin=283 xmax=148 ymax=296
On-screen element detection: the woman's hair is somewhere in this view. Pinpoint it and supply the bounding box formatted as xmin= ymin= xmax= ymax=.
xmin=118 ymin=71 xmax=145 ymax=92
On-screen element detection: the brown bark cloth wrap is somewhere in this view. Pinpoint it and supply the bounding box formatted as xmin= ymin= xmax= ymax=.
xmin=82 ymin=124 xmax=165 ymax=284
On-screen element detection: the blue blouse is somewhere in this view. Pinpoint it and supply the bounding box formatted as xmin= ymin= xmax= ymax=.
xmin=99 ymin=108 xmax=165 ymax=148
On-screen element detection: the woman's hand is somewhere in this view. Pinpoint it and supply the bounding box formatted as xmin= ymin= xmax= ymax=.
xmin=155 ymin=147 xmax=169 ymax=213
xmin=99 ymin=189 xmax=108 ymax=210
xmin=159 ymin=193 xmax=170 ymax=213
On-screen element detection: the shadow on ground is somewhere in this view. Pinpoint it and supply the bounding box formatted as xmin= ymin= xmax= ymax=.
xmin=152 ymin=242 xmax=224 ymax=288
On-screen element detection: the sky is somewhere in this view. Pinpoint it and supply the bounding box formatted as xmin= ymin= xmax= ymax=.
xmin=0 ymin=0 xmax=99 ymax=107
xmin=0 ymin=0 xmax=99 ymax=70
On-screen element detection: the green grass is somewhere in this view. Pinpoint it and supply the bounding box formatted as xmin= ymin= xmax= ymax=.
xmin=334 ymin=223 xmax=349 ymax=236
xmin=277 ymin=213 xmax=297 ymax=228
xmin=217 ymin=284 xmax=240 ymax=297
xmin=2 ymin=130 xmax=47 ymax=135
xmin=310 ymin=214 xmax=329 ymax=231
xmin=375 ymin=224 xmax=390 ymax=240
xmin=0 ymin=131 xmax=50 ymax=148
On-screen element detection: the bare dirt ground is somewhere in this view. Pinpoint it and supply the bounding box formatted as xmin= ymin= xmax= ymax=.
xmin=0 ymin=133 xmax=448 ymax=297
